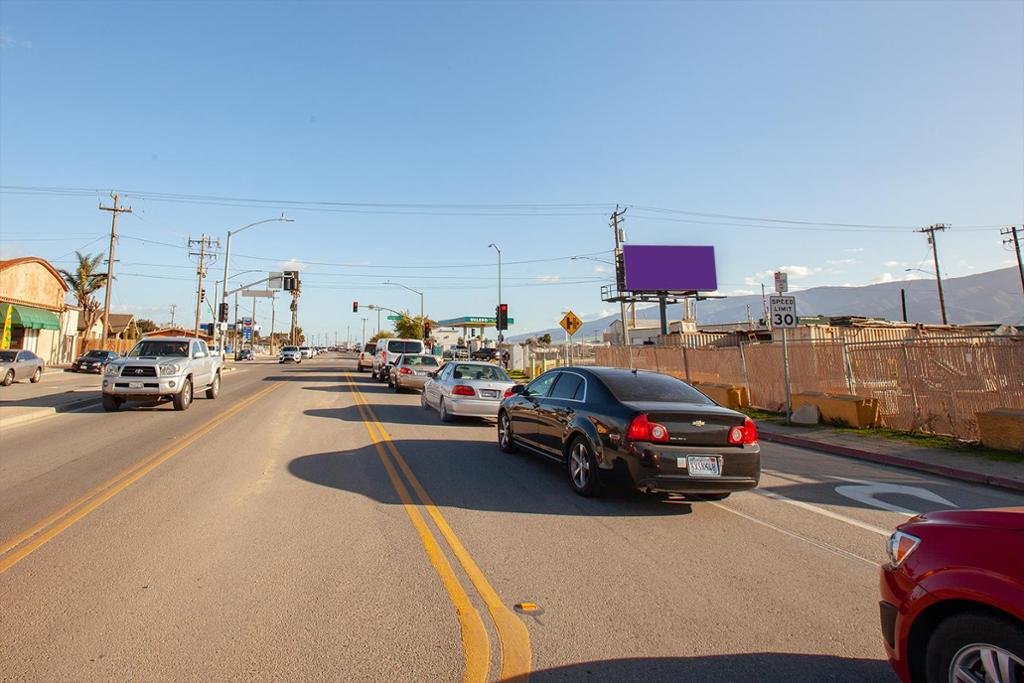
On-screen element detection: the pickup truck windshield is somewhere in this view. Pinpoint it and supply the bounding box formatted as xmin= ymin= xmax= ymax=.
xmin=128 ymin=341 xmax=190 ymax=357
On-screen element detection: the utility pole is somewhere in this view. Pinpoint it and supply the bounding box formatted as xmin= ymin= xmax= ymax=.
xmin=611 ymin=206 xmax=630 ymax=346
xmin=1002 ymin=226 xmax=1024 ymax=299
xmin=169 ymin=304 xmax=177 ymax=327
xmin=270 ymin=294 xmax=276 ymax=356
xmin=289 ymin=284 xmax=300 ymax=345
xmin=361 ymin=318 xmax=367 ymax=348
xmin=98 ymin=193 xmax=132 ymax=341
xmin=188 ymin=235 xmax=219 ymax=339
xmin=900 ymin=288 xmax=908 ymax=323
xmin=916 ymin=224 xmax=949 ymax=325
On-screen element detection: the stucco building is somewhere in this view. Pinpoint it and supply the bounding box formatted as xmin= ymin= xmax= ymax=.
xmin=0 ymin=257 xmax=79 ymax=364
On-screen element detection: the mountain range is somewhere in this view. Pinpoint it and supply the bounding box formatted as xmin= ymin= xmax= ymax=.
xmin=508 ymin=267 xmax=1024 ymax=342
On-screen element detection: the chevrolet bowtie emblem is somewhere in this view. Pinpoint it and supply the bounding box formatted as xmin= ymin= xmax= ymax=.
xmin=692 ymin=420 xmax=706 ymax=427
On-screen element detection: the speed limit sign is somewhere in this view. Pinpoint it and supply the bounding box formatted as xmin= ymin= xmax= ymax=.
xmin=769 ymin=296 xmax=797 ymax=328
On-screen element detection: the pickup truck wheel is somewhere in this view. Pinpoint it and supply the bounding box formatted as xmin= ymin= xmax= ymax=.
xmin=173 ymin=378 xmax=193 ymax=411
xmin=101 ymin=394 xmax=123 ymax=412
xmin=30 ymin=367 xmax=42 ymax=383
xmin=205 ymin=372 xmax=220 ymax=399
xmin=2 ymin=369 xmax=13 ymax=386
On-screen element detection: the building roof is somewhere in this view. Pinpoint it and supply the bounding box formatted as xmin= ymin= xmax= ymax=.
xmin=0 ymin=257 xmax=70 ymax=293
xmin=79 ymin=313 xmax=136 ymax=334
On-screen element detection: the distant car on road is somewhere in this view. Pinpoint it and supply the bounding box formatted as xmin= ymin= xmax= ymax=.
xmin=0 ymin=349 xmax=44 ymax=386
xmin=299 ymin=346 xmax=312 ymax=359
xmin=390 ymin=353 xmax=441 ymax=393
xmin=357 ymin=343 xmax=375 ymax=372
xmin=101 ymin=336 xmax=221 ymax=411
xmin=879 ymin=507 xmax=1024 ymax=683
xmin=373 ymin=338 xmax=425 ymax=383
xmin=279 ymin=346 xmax=302 ymax=363
xmin=498 ymin=367 xmax=761 ymax=498
xmin=471 ymin=347 xmax=499 ymax=361
xmin=422 ymin=361 xmax=514 ymax=422
xmin=445 ymin=345 xmax=470 ymax=360
xmin=237 ymin=349 xmax=254 ymax=361
xmin=71 ymin=349 xmax=119 ymax=373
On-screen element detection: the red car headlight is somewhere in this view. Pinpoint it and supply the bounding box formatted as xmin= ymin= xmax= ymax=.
xmin=886 ymin=530 xmax=920 ymax=568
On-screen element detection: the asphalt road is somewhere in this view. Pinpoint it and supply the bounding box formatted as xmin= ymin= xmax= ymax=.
xmin=2 ymin=354 xmax=1021 ymax=682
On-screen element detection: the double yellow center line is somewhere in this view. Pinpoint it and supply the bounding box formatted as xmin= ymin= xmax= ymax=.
xmin=345 ymin=374 xmax=531 ymax=683
xmin=0 ymin=382 xmax=282 ymax=575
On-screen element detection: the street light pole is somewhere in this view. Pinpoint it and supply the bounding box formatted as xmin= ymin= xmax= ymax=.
xmin=489 ymin=244 xmax=502 ymax=344
xmin=219 ymin=214 xmax=293 ymax=352
xmin=383 ymin=282 xmax=425 ymax=337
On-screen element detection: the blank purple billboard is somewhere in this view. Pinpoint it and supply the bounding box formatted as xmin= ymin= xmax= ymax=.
xmin=622 ymin=245 xmax=717 ymax=292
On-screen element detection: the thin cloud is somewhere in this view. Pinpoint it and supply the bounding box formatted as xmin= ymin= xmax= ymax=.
xmin=534 ymin=274 xmax=561 ymax=283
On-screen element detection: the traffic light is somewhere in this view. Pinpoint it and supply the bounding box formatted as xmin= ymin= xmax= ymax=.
xmin=200 ymin=288 xmax=206 ymax=302
xmin=496 ymin=303 xmax=508 ymax=331
xmin=218 ymin=302 xmax=229 ymax=322
xmin=352 ymin=301 xmax=359 ymax=313
xmin=283 ymin=270 xmax=299 ymax=291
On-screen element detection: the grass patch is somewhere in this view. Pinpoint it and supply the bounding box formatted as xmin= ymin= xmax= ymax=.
xmin=740 ymin=408 xmax=786 ymax=423
xmin=834 ymin=426 xmax=1024 ymax=464
xmin=743 ymin=408 xmax=1023 ymax=464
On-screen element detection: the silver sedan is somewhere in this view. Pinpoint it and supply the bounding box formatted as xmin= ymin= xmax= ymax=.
xmin=421 ymin=361 xmax=514 ymax=422
xmin=390 ymin=353 xmax=442 ymax=392
xmin=0 ymin=349 xmax=45 ymax=386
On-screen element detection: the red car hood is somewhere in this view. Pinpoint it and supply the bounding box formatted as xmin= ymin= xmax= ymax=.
xmin=914 ymin=507 xmax=1024 ymax=530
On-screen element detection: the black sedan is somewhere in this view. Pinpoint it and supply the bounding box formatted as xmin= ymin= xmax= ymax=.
xmin=71 ymin=349 xmax=119 ymax=373
xmin=497 ymin=367 xmax=760 ymax=498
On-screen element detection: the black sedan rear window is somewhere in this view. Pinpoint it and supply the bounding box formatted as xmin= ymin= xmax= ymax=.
xmin=600 ymin=372 xmax=712 ymax=404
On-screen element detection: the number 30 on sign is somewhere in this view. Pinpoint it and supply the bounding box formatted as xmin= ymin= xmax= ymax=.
xmin=769 ymin=296 xmax=797 ymax=328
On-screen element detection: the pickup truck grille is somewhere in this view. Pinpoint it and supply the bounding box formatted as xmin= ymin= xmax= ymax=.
xmin=121 ymin=365 xmax=157 ymax=377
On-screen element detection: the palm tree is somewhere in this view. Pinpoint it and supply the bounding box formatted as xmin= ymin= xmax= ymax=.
xmin=59 ymin=251 xmax=107 ymax=341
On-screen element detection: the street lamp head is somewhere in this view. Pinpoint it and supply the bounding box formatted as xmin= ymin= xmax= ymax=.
xmin=280 ymin=213 xmax=294 ymax=223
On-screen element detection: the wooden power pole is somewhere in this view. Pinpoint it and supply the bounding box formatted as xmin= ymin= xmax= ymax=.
xmin=98 ymin=193 xmax=132 ymax=341
xmin=188 ymin=235 xmax=219 ymax=339
xmin=1002 ymin=226 xmax=1024 ymax=299
xmin=916 ymin=224 xmax=949 ymax=325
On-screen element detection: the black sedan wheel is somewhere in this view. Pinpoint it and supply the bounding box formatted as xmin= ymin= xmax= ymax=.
xmin=567 ymin=437 xmax=603 ymax=497
xmin=1 ymin=369 xmax=13 ymax=386
xmin=30 ymin=367 xmax=41 ymax=383
xmin=498 ymin=411 xmax=518 ymax=453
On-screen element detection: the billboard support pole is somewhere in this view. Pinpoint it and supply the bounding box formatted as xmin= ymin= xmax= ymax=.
xmin=782 ymin=327 xmax=792 ymax=424
xmin=658 ymin=294 xmax=669 ymax=336
xmin=612 ymin=207 xmax=631 ymax=351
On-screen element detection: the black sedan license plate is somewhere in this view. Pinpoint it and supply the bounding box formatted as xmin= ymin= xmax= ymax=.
xmin=680 ymin=455 xmax=722 ymax=477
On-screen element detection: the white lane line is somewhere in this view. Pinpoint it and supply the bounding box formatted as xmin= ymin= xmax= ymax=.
xmin=750 ymin=488 xmax=893 ymax=537
xmin=709 ymin=502 xmax=880 ymax=568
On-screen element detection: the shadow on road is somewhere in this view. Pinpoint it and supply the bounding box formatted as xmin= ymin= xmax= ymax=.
xmin=287 ymin=439 xmax=694 ymax=518
xmin=523 ymin=653 xmax=895 ymax=682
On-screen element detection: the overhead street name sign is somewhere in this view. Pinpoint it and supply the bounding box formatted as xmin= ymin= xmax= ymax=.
xmin=242 ymin=289 xmax=275 ymax=298
xmin=387 ymin=315 xmax=403 ymax=321
xmin=560 ymin=310 xmax=583 ymax=336
xmin=769 ymin=296 xmax=797 ymax=328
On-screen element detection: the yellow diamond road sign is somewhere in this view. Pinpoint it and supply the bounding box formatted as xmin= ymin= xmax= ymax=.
xmin=560 ymin=310 xmax=583 ymax=336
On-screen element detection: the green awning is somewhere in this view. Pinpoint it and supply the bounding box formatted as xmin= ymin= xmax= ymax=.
xmin=5 ymin=304 xmax=60 ymax=331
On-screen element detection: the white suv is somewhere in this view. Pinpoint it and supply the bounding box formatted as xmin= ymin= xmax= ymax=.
xmin=373 ymin=338 xmax=425 ymax=383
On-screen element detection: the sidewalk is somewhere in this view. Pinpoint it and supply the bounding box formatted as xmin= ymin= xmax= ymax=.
xmin=758 ymin=421 xmax=1024 ymax=494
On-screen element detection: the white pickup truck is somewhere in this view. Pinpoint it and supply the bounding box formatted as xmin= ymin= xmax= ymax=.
xmin=101 ymin=336 xmax=222 ymax=412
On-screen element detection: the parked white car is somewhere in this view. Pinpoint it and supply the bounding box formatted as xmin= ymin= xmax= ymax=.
xmin=279 ymin=346 xmax=302 ymax=363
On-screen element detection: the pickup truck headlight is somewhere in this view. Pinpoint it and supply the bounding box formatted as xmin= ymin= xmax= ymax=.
xmin=159 ymin=363 xmax=180 ymax=375
xmin=104 ymin=364 xmax=121 ymax=376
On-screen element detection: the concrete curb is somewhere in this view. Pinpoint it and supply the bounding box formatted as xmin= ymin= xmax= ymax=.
xmin=759 ymin=430 xmax=1024 ymax=495
xmin=0 ymin=395 xmax=102 ymax=430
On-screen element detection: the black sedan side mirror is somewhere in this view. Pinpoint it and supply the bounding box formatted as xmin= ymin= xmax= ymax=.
xmin=509 ymin=384 xmax=526 ymax=396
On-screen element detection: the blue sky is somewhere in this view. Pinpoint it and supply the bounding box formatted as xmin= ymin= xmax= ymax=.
xmin=1 ymin=0 xmax=1021 ymax=342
